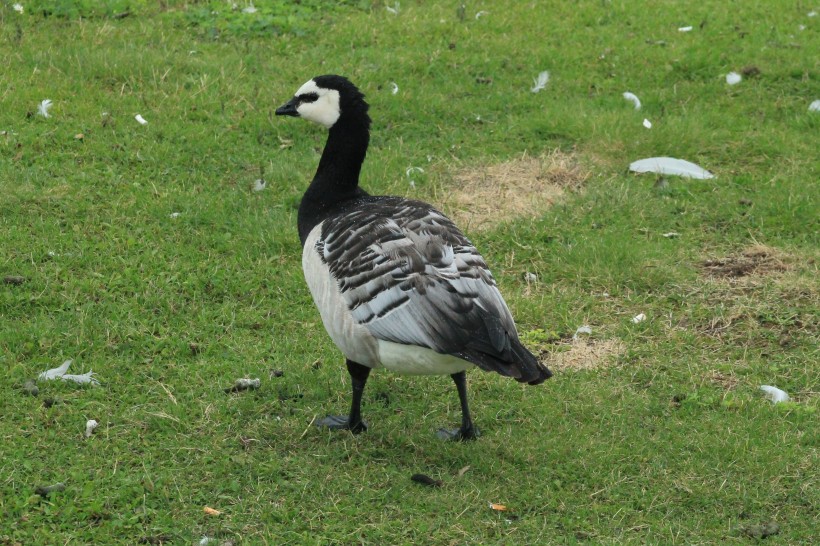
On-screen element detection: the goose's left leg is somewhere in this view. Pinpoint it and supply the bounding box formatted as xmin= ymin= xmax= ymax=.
xmin=436 ymin=371 xmax=480 ymax=441
xmin=316 ymin=359 xmax=370 ymax=434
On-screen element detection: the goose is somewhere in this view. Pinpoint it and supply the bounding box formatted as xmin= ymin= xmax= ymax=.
xmin=276 ymin=75 xmax=552 ymax=440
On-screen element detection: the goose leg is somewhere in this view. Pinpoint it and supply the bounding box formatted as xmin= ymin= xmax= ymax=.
xmin=316 ymin=359 xmax=370 ymax=434
xmin=436 ymin=371 xmax=480 ymax=441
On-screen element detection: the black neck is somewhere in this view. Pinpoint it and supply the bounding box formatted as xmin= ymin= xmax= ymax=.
xmin=297 ymin=116 xmax=370 ymax=245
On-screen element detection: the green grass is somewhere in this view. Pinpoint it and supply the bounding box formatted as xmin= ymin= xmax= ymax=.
xmin=1 ymin=0 xmax=818 ymax=543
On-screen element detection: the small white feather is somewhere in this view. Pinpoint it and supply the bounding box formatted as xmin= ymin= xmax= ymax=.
xmin=809 ymin=11 xmax=818 ymax=17
xmin=475 ymin=11 xmax=489 ymax=19
xmin=809 ymin=100 xmax=820 ymax=112
xmin=13 ymin=3 xmax=24 ymax=14
xmin=170 ymin=212 xmax=181 ymax=219
xmin=524 ymin=272 xmax=537 ymax=283
xmin=760 ymin=385 xmax=789 ymax=404
xmin=84 ymin=419 xmax=99 ymax=438
xmin=37 ymin=99 xmax=52 ymax=118
xmin=405 ymin=166 xmax=424 ymax=177
xmin=632 ymin=313 xmax=646 ymax=324
xmin=39 ymin=359 xmax=72 ymax=380
xmin=678 ymin=26 xmax=693 ymax=32
xmin=135 ymin=114 xmax=148 ymax=125
xmin=389 ymin=82 xmax=399 ymax=95
xmin=662 ymin=232 xmax=680 ymax=238
xmin=530 ymin=71 xmax=550 ymax=93
xmin=572 ymin=325 xmax=592 ymax=341
xmin=242 ymin=4 xmax=257 ymax=13
xmin=642 ymin=118 xmax=652 ymax=129
xmin=622 ymin=92 xmax=641 ymax=110
xmin=253 ymin=179 xmax=266 ymax=192
xmin=629 ymin=157 xmax=715 ymax=179
xmin=726 ymin=72 xmax=742 ymax=85
xmin=385 ymin=2 xmax=399 ymax=15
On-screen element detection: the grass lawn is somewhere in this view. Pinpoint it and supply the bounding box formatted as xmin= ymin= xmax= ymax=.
xmin=1 ymin=0 xmax=818 ymax=543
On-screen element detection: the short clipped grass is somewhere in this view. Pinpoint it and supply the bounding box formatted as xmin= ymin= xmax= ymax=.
xmin=1 ymin=1 xmax=818 ymax=543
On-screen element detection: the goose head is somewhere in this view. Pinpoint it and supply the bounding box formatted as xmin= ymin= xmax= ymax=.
xmin=275 ymin=75 xmax=369 ymax=129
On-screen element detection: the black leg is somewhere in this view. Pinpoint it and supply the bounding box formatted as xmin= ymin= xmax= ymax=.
xmin=436 ymin=371 xmax=480 ymax=441
xmin=316 ymin=359 xmax=370 ymax=434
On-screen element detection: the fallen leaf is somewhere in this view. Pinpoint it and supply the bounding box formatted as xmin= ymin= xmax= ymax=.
xmin=203 ymin=506 xmax=221 ymax=516
xmin=489 ymin=502 xmax=508 ymax=511
xmin=457 ymin=465 xmax=471 ymax=478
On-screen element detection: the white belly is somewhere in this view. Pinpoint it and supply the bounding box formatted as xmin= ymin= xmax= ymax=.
xmin=302 ymin=223 xmax=473 ymax=376
xmin=378 ymin=340 xmax=472 ymax=375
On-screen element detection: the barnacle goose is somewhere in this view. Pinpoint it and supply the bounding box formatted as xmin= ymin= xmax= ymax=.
xmin=276 ymin=75 xmax=552 ymax=440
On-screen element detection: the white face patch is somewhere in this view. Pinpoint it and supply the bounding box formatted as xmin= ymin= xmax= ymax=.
xmin=294 ymin=79 xmax=341 ymax=128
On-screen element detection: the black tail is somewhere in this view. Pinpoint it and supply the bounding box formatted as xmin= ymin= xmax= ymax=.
xmin=457 ymin=338 xmax=553 ymax=385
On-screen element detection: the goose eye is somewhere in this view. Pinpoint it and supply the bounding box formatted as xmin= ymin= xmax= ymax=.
xmin=299 ymin=93 xmax=319 ymax=103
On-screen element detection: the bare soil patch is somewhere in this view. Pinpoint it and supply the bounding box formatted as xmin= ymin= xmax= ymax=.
xmin=700 ymin=244 xmax=792 ymax=279
xmin=442 ymin=150 xmax=589 ymax=231
xmin=540 ymin=338 xmax=625 ymax=372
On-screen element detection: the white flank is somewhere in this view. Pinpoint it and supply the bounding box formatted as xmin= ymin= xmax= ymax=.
xmin=378 ymin=340 xmax=471 ymax=375
xmin=809 ymin=100 xmax=820 ymax=112
xmin=622 ymin=91 xmax=642 ymax=110
xmin=37 ymin=99 xmax=52 ymax=118
xmin=678 ymin=26 xmax=693 ymax=32
xmin=13 ymin=3 xmax=23 ymax=14
xmin=632 ymin=313 xmax=646 ymax=324
xmin=531 ymin=71 xmax=550 ymax=93
xmin=85 ymin=419 xmax=99 ymax=438
xmin=629 ymin=157 xmax=715 ymax=179
xmin=389 ymin=82 xmax=399 ymax=95
xmin=642 ymin=118 xmax=652 ymax=129
xmin=135 ymin=114 xmax=148 ymax=125
xmin=760 ymin=385 xmax=790 ymax=404
xmin=726 ymin=72 xmax=742 ymax=85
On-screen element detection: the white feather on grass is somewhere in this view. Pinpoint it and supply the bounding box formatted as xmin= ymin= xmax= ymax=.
xmin=135 ymin=114 xmax=148 ymax=125
xmin=678 ymin=26 xmax=693 ymax=32
xmin=38 ymin=359 xmax=100 ymax=386
xmin=385 ymin=2 xmax=399 ymax=15
xmin=475 ymin=11 xmax=489 ymax=19
xmin=252 ymin=179 xmax=266 ymax=192
xmin=622 ymin=92 xmax=642 ymax=110
xmin=530 ymin=71 xmax=550 ymax=93
xmin=629 ymin=157 xmax=715 ymax=179
xmin=85 ymin=419 xmax=99 ymax=438
xmin=809 ymin=100 xmax=820 ymax=112
xmin=632 ymin=313 xmax=646 ymax=324
xmin=760 ymin=385 xmax=789 ymax=404
xmin=726 ymin=72 xmax=742 ymax=85
xmin=242 ymin=3 xmax=257 ymax=13
xmin=389 ymin=82 xmax=399 ymax=95
xmin=572 ymin=325 xmax=592 ymax=341
xmin=642 ymin=118 xmax=652 ymax=129
xmin=13 ymin=3 xmax=24 ymax=14
xmin=37 ymin=99 xmax=53 ymax=118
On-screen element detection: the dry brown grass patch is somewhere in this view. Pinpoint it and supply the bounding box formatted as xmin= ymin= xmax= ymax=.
xmin=441 ymin=150 xmax=589 ymax=231
xmin=541 ymin=338 xmax=625 ymax=372
xmin=700 ymin=244 xmax=792 ymax=279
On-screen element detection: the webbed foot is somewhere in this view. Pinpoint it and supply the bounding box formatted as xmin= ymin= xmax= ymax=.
xmin=436 ymin=426 xmax=480 ymax=441
xmin=316 ymin=415 xmax=367 ymax=434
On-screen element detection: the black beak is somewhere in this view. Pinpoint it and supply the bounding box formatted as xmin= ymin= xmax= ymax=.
xmin=275 ymin=97 xmax=299 ymax=117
